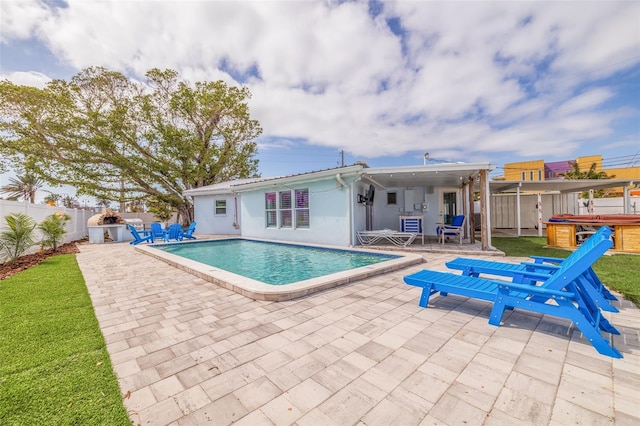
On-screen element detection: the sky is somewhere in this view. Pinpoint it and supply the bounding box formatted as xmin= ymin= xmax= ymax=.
xmin=1 ymin=0 xmax=639 ymax=194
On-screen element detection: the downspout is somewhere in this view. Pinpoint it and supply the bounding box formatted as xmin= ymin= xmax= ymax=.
xmin=233 ymin=197 xmax=239 ymax=229
xmin=336 ymin=173 xmax=352 ymax=246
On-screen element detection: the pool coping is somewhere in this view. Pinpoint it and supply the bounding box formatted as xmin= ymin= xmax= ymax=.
xmin=134 ymin=237 xmax=424 ymax=301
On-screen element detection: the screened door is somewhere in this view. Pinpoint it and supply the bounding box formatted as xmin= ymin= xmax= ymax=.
xmin=442 ymin=191 xmax=457 ymax=225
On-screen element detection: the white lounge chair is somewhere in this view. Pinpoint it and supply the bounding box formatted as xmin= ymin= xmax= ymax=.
xmin=356 ymin=229 xmax=417 ymax=247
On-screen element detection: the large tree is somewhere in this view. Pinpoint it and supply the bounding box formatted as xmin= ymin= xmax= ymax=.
xmin=0 ymin=67 xmax=262 ymax=222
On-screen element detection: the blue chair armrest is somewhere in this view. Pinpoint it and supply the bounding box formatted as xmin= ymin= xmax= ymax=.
xmin=497 ymin=282 xmax=575 ymax=299
xmin=520 ymin=262 xmax=559 ymax=271
xmin=530 ymin=255 xmax=565 ymax=264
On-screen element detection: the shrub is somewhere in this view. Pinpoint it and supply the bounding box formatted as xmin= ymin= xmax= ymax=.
xmin=38 ymin=212 xmax=72 ymax=251
xmin=0 ymin=213 xmax=37 ymax=263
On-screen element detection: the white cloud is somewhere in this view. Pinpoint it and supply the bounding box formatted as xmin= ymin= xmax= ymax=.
xmin=0 ymin=0 xmax=49 ymax=41
xmin=1 ymin=71 xmax=51 ymax=88
xmin=1 ymin=0 xmax=638 ymax=166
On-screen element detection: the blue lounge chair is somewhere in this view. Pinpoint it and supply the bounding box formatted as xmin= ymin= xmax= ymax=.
xmin=529 ymin=254 xmax=616 ymax=301
xmin=436 ymin=215 xmax=465 ymax=244
xmin=128 ymin=225 xmax=154 ymax=245
xmin=404 ymin=228 xmax=622 ymax=358
xmin=164 ymin=223 xmax=183 ymax=242
xmin=445 ymin=228 xmax=618 ymax=313
xmin=182 ymin=222 xmax=197 ymax=240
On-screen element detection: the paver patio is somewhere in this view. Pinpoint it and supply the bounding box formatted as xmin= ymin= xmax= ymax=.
xmin=76 ymin=242 xmax=640 ymax=425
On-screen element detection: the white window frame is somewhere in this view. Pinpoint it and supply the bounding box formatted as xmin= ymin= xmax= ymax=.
xmin=279 ymin=191 xmax=293 ymax=228
xmin=295 ymin=188 xmax=310 ymax=229
xmin=265 ymin=192 xmax=277 ymax=228
xmin=214 ymin=199 xmax=227 ymax=215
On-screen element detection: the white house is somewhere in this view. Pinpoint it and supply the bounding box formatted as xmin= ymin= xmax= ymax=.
xmin=184 ymin=162 xmax=496 ymax=249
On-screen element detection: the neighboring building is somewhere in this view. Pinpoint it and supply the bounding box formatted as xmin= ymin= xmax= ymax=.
xmin=544 ymin=160 xmax=572 ymax=179
xmin=184 ymin=162 xmax=496 ymax=249
xmin=503 ymin=159 xmax=545 ymax=181
xmin=503 ymin=154 xmax=640 ymax=193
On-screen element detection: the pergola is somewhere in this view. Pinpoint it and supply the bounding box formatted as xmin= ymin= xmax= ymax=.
xmin=489 ymin=179 xmax=638 ymax=236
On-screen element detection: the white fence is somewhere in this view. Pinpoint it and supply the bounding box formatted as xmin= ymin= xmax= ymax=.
xmin=0 ymin=200 xmax=93 ymax=252
xmin=577 ymin=196 xmax=640 ymax=215
xmin=488 ymin=194 xmax=640 ymax=229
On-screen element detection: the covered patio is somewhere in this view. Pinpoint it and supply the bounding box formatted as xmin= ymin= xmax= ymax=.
xmin=360 ymin=162 xmax=494 ymax=250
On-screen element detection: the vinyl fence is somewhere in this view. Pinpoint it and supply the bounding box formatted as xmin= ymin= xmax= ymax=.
xmin=0 ymin=200 xmax=93 ymax=255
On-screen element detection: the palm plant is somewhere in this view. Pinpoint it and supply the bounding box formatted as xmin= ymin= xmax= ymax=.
xmin=561 ymin=162 xmax=615 ymax=198
xmin=0 ymin=213 xmax=37 ymax=263
xmin=44 ymin=192 xmax=62 ymax=206
xmin=0 ymin=173 xmax=44 ymax=203
xmin=61 ymin=195 xmax=79 ymax=209
xmin=96 ymin=199 xmax=111 ymax=209
xmin=38 ymin=213 xmax=71 ymax=251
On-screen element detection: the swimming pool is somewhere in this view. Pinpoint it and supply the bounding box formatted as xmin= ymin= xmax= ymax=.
xmin=154 ymin=239 xmax=399 ymax=285
xmin=135 ymin=238 xmax=423 ymax=301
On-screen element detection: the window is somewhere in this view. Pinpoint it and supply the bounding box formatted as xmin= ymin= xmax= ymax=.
xmin=295 ymin=189 xmax=310 ymax=228
xmin=529 ymin=171 xmax=534 ymax=181
xmin=265 ymin=192 xmax=277 ymax=227
xmin=521 ymin=171 xmax=526 ymax=180
xmin=280 ymin=191 xmax=292 ymax=228
xmin=538 ymin=170 xmax=542 ymax=180
xmin=387 ymin=192 xmax=397 ymax=205
xmin=215 ymin=199 xmax=227 ymax=215
xmin=265 ymin=189 xmax=310 ymax=229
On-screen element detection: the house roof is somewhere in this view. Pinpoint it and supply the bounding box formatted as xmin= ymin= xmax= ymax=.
xmin=490 ymin=179 xmax=638 ymax=194
xmin=183 ymin=162 xmax=500 ymax=197
xmin=226 ymin=164 xmax=366 ymax=192
xmin=182 ymin=164 xmax=367 ymax=196
xmin=362 ymin=163 xmax=495 ymax=189
xmin=183 ymin=177 xmax=272 ymax=196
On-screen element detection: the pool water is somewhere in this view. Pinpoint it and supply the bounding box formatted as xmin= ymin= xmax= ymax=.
xmin=155 ymin=239 xmax=399 ymax=285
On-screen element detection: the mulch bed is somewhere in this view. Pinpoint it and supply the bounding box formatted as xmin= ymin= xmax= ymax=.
xmin=0 ymin=241 xmax=82 ymax=281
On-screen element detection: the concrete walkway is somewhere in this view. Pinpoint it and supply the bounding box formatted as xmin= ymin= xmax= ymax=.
xmin=76 ymin=243 xmax=640 ymax=425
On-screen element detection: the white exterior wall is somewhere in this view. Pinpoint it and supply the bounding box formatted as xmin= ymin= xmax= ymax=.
xmin=0 ymin=200 xmax=92 ymax=254
xmin=367 ymin=186 xmax=446 ymax=236
xmin=240 ymin=177 xmax=351 ymax=246
xmin=192 ymin=194 xmax=241 ymax=235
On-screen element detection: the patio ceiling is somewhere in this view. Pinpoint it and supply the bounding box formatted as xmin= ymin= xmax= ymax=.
xmin=490 ymin=179 xmax=638 ymax=194
xmin=361 ymin=163 xmax=495 ymax=189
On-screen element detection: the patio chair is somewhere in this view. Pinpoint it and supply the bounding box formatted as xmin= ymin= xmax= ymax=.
xmin=436 ymin=214 xmax=465 ymax=244
xmin=128 ymin=224 xmax=154 ymax=245
xmin=182 ymin=222 xmax=197 ymax=240
xmin=445 ymin=227 xmax=618 ymax=312
xmin=403 ymin=228 xmax=622 ymax=358
xmin=164 ymin=223 xmax=183 ymax=242
xmin=149 ymin=222 xmax=165 ymax=240
xmin=400 ymin=216 xmax=424 ymax=245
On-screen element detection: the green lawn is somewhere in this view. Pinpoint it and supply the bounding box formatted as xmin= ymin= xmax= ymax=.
xmin=0 ymin=255 xmax=130 ymax=425
xmin=493 ymin=236 xmax=640 ymax=306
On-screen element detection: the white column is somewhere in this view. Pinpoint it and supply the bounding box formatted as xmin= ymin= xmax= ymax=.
xmin=537 ymin=192 xmax=543 ymax=237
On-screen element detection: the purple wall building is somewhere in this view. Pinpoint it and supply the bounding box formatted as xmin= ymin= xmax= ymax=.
xmin=545 ymin=160 xmax=572 ymax=179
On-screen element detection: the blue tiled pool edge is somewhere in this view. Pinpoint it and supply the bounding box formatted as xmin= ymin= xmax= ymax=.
xmin=135 ymin=238 xmax=424 ymax=301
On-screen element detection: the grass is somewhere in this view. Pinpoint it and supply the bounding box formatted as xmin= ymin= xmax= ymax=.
xmin=0 ymin=255 xmax=130 ymax=425
xmin=493 ymin=236 xmax=640 ymax=306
